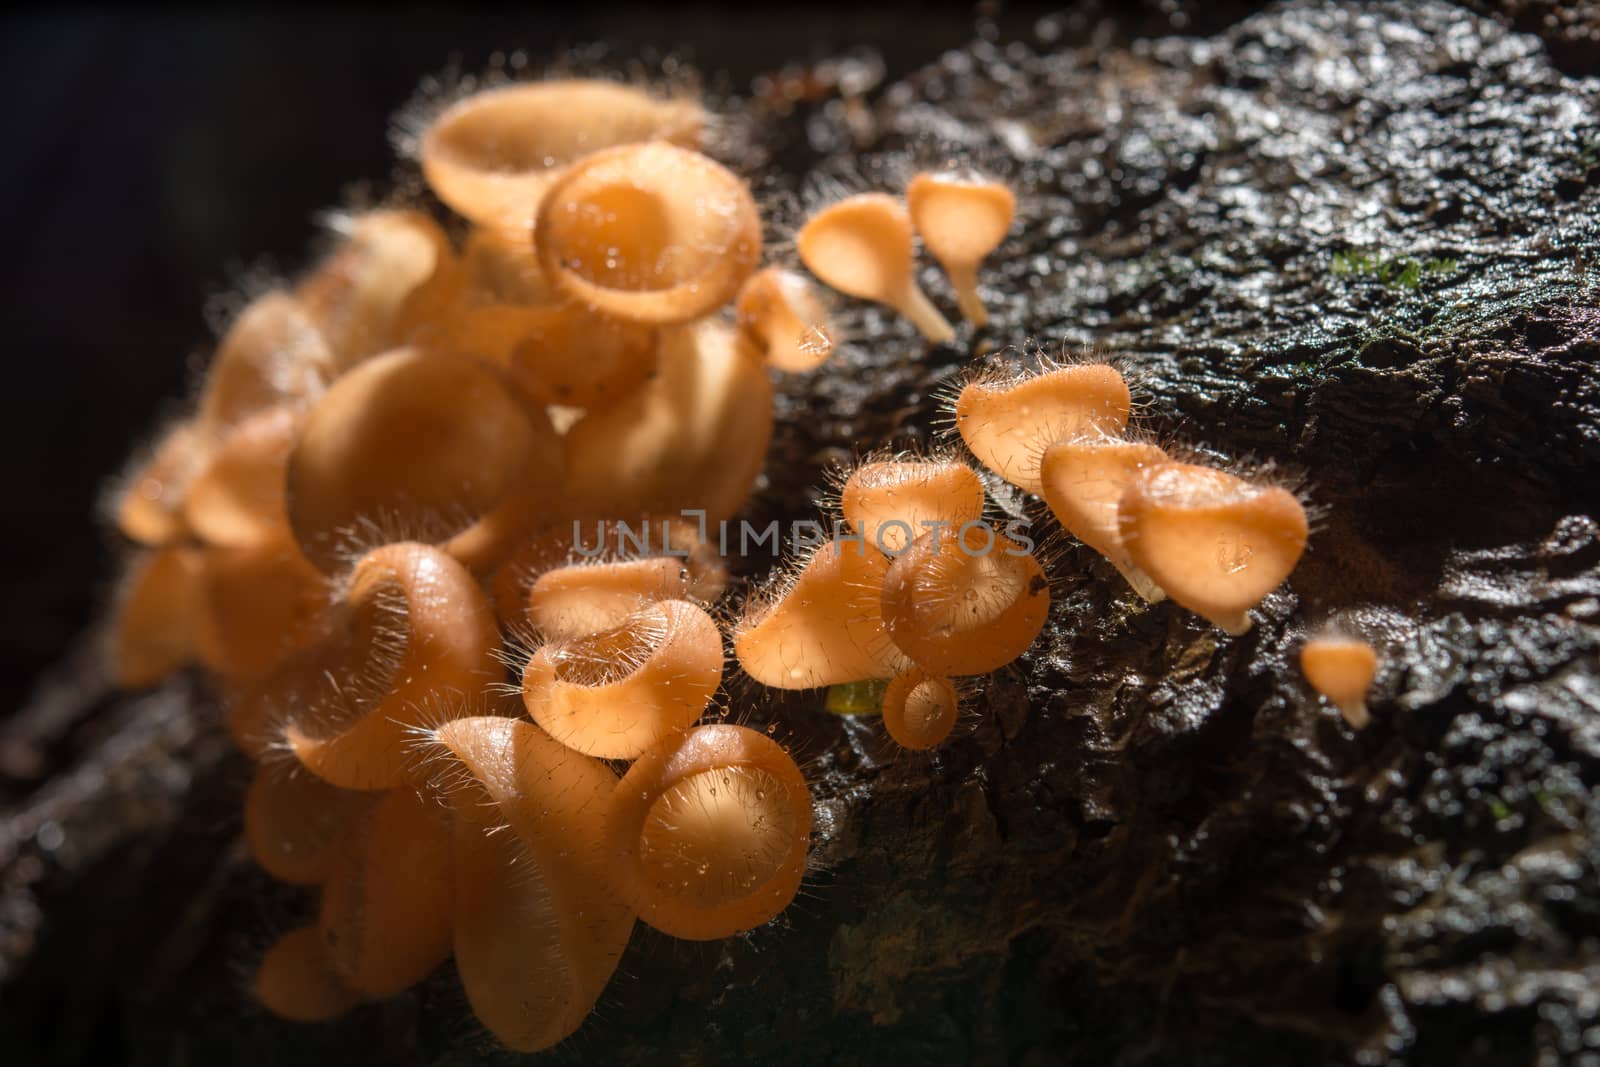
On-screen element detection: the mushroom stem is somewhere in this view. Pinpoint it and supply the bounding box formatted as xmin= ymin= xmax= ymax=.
xmin=1110 ymin=557 xmax=1167 ymax=603
xmin=1215 ymin=610 xmax=1253 ymax=636
xmin=895 ymin=280 xmax=956 ymax=344
xmin=946 ymin=262 xmax=987 ymax=327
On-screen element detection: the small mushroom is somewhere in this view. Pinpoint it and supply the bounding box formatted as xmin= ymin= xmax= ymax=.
xmin=735 ymin=266 xmax=835 ymax=372
xmin=954 ymin=364 xmax=1131 ymax=494
xmin=1038 ymin=434 xmax=1168 ymax=601
xmin=1300 ymin=636 xmax=1380 ymax=729
xmin=881 ymin=669 xmax=960 ymax=750
xmin=839 ymin=458 xmax=986 ymax=557
xmin=906 ymin=172 xmax=1015 ymax=326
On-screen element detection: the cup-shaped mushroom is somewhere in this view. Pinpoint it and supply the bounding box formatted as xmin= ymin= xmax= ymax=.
xmin=190 ymin=541 xmax=330 ymax=684
xmin=881 ymin=669 xmax=960 ymax=751
xmin=535 ymin=142 xmax=762 ymax=325
xmin=954 ymin=364 xmax=1131 ymax=494
xmin=244 ymin=764 xmax=376 ymax=885
xmin=881 ymin=526 xmax=1050 ymax=676
xmin=796 ymin=192 xmax=954 ymax=344
xmin=522 ymin=599 xmax=722 ymax=759
xmin=735 ymin=267 xmax=834 ymax=372
xmin=318 ymin=785 xmax=454 ymax=998
xmin=432 ymin=716 xmax=635 ymax=1051
xmin=1300 ymin=636 xmax=1379 ymax=729
xmin=905 ymin=173 xmax=1015 ymax=327
xmin=112 ymin=546 xmax=200 ymax=688
xmin=183 ymin=406 xmax=298 ymax=548
xmin=114 ymin=421 xmax=205 ymax=547
xmin=198 ymin=290 xmax=332 ymax=433
xmin=285 ymin=543 xmax=500 ymax=791
xmin=734 ymin=539 xmax=908 ymax=689
xmin=563 ymin=321 xmax=773 ymax=525
xmin=1038 ymin=435 xmax=1169 ymax=601
xmin=296 ymin=210 xmax=461 ymax=368
xmin=1117 ymin=463 xmax=1309 ymax=636
xmin=840 ymin=459 xmax=986 ymax=557
xmin=421 ymin=79 xmax=703 ymax=233
xmin=526 ymin=557 xmax=692 ymax=641
xmin=285 ymin=347 xmax=559 ymax=574
xmin=606 ymin=724 xmax=811 ymax=940
xmin=255 ymin=926 xmax=359 ymax=1023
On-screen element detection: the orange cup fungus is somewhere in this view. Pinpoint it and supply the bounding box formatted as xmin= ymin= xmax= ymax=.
xmin=254 ymin=926 xmax=360 ymax=1024
xmin=421 ymin=79 xmax=703 ymax=233
xmin=1118 ymin=463 xmax=1309 ymax=635
xmin=881 ymin=668 xmax=960 ymax=750
xmin=736 ymin=266 xmax=835 ymax=372
xmin=905 ymin=172 xmax=1015 ymax=327
xmin=1300 ymin=635 xmax=1379 ymax=729
xmin=797 ymin=192 xmax=955 ymax=344
xmin=1038 ymin=434 xmax=1169 ymax=602
xmin=955 ymin=363 xmax=1132 ymax=495
xmin=840 ymin=458 xmax=986 ymax=557
xmin=606 ymin=724 xmax=811 ymax=940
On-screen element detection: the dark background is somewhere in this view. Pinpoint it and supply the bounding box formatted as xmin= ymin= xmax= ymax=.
xmin=0 ymin=2 xmax=1270 ymax=726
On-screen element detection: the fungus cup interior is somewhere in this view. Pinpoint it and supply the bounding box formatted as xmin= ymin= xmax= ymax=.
xmin=1038 ymin=434 xmax=1169 ymax=601
xmin=881 ymin=668 xmax=959 ymax=750
xmin=796 ymin=192 xmax=954 ymax=344
xmin=536 ymin=141 xmax=761 ymax=324
xmin=521 ymin=598 xmax=722 ymax=759
xmin=955 ymin=364 xmax=1132 ymax=494
xmin=606 ymin=724 xmax=811 ymax=941
xmin=1117 ymin=462 xmax=1309 ymax=635
xmin=880 ymin=526 xmax=1049 ymax=676
xmin=905 ymin=173 xmax=1016 ymax=326
xmin=422 ymin=79 xmax=704 ymax=231
xmin=734 ymin=539 xmax=906 ymax=689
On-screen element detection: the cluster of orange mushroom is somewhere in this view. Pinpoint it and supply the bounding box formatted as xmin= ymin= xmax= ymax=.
xmin=105 ymin=64 xmax=1384 ymax=1055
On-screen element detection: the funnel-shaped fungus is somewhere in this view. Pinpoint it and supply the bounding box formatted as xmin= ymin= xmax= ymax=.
xmin=255 ymin=927 xmax=359 ymax=1023
xmin=183 ymin=406 xmax=298 ymax=548
xmin=955 ymin=364 xmax=1131 ymax=494
xmin=522 ymin=599 xmax=722 ymax=759
xmin=433 ymin=716 xmax=635 ymax=1052
xmin=297 ymin=210 xmax=461 ymax=367
xmin=734 ymin=539 xmax=907 ymax=689
xmin=421 ymin=79 xmax=703 ymax=233
xmin=606 ymin=724 xmax=810 ymax=940
xmin=882 ymin=668 xmax=959 ymax=750
xmin=526 ymin=557 xmax=692 ymax=641
xmin=840 ymin=458 xmax=985 ymax=557
xmin=189 ymin=541 xmax=329 ymax=683
xmin=735 ymin=267 xmax=834 ymax=372
xmin=1300 ymin=636 xmax=1379 ymax=729
xmin=198 ymin=291 xmax=332 ymax=434
xmin=535 ymin=142 xmax=761 ymax=324
xmin=114 ymin=421 xmax=204 ymax=547
xmin=1038 ymin=435 xmax=1168 ymax=601
xmin=244 ymin=764 xmax=375 ymax=885
xmin=881 ymin=526 xmax=1049 ymax=676
xmin=319 ymin=785 xmax=454 ymax=997
xmin=1117 ymin=463 xmax=1309 ymax=635
xmin=796 ymin=192 xmax=954 ymax=344
xmin=285 ymin=347 xmax=559 ymax=573
xmin=112 ymin=546 xmax=200 ymax=688
xmin=285 ymin=543 xmax=499 ymax=790
xmin=905 ymin=173 xmax=1015 ymax=326
xmin=563 ymin=321 xmax=773 ymax=524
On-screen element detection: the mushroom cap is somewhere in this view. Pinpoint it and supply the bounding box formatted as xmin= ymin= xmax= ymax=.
xmin=526 ymin=556 xmax=692 ymax=641
xmin=734 ymin=539 xmax=909 ymax=689
xmin=906 ymin=173 xmax=1016 ymax=268
xmin=112 ymin=546 xmax=200 ymax=688
xmin=535 ymin=141 xmax=762 ymax=324
xmin=796 ymin=192 xmax=915 ymax=303
xmin=255 ymin=927 xmax=359 ymax=1023
xmin=606 ymin=724 xmax=811 ymax=940
xmin=1300 ymin=636 xmax=1379 ymax=726
xmin=184 ymin=406 xmax=299 ymax=548
xmin=840 ymin=459 xmax=986 ymax=557
xmin=189 ymin=541 xmax=330 ymax=684
xmin=735 ymin=266 xmax=833 ymax=373
xmin=1117 ymin=463 xmax=1309 ymax=634
xmin=522 ymin=599 xmax=723 ymax=759
xmin=421 ymin=79 xmax=703 ymax=230
xmin=880 ymin=526 xmax=1049 ymax=676
xmin=285 ymin=347 xmax=558 ymax=573
xmin=562 ymin=320 xmax=773 ymax=525
xmin=318 ymin=785 xmax=455 ymax=998
xmin=1038 ymin=434 xmax=1168 ymax=599
xmin=955 ymin=364 xmax=1132 ymax=494
xmin=198 ymin=290 xmax=331 ymax=433
xmin=881 ymin=669 xmax=959 ymax=750
xmin=243 ymin=764 xmax=375 ymax=885
xmin=114 ymin=421 xmax=206 ymax=547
